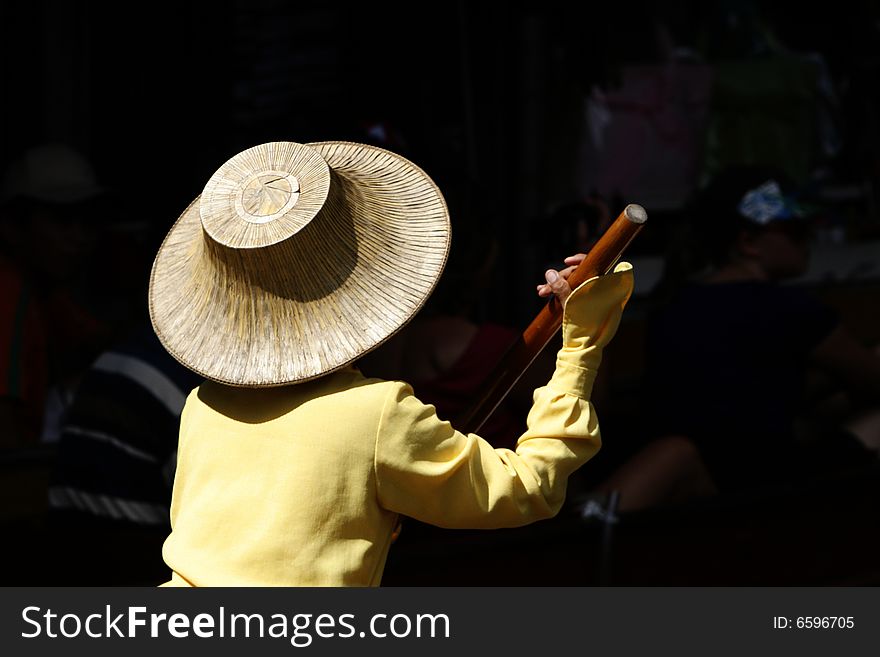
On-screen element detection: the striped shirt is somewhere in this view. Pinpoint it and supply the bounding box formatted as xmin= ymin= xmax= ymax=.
xmin=49 ymin=325 xmax=201 ymax=526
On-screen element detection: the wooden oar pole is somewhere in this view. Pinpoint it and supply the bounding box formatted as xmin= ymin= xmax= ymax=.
xmin=457 ymin=203 xmax=647 ymax=435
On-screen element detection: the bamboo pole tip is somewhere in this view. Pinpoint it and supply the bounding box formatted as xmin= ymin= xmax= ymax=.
xmin=624 ymin=204 xmax=647 ymax=224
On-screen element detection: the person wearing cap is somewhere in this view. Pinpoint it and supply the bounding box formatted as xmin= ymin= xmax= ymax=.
xmin=634 ymin=166 xmax=880 ymax=498
xmin=149 ymin=141 xmax=634 ymax=586
xmin=0 ymin=144 xmax=111 ymax=447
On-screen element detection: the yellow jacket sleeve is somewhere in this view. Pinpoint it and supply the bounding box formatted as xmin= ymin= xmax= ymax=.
xmin=373 ymin=262 xmax=634 ymax=529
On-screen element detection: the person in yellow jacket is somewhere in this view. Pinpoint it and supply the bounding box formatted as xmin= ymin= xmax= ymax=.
xmin=149 ymin=141 xmax=634 ymax=586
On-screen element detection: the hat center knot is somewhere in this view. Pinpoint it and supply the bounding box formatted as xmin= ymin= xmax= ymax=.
xmin=237 ymin=171 xmax=301 ymax=224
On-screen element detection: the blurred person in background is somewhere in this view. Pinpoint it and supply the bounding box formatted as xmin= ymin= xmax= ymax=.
xmin=628 ymin=165 xmax=880 ymax=503
xmin=0 ymin=144 xmax=113 ymax=448
xmin=47 ymin=319 xmax=202 ymax=584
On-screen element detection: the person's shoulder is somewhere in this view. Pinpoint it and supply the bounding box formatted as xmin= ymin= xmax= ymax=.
xmin=328 ymin=374 xmax=426 ymax=432
xmin=765 ymin=281 xmax=836 ymax=317
xmin=647 ymin=282 xmax=713 ymax=322
xmin=353 ymin=371 xmax=413 ymax=396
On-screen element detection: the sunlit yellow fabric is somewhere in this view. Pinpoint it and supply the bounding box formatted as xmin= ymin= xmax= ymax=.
xmin=161 ymin=263 xmax=634 ymax=586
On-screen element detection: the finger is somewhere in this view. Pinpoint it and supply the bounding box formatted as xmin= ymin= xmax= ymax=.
xmin=545 ymin=269 xmax=572 ymax=301
xmin=558 ymin=265 xmax=578 ymax=280
xmin=563 ymin=253 xmax=587 ymax=266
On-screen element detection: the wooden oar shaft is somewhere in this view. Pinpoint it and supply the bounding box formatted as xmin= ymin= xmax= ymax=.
xmin=457 ymin=204 xmax=647 ymax=435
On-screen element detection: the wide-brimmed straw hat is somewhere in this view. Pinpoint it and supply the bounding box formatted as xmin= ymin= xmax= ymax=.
xmin=149 ymin=141 xmax=450 ymax=386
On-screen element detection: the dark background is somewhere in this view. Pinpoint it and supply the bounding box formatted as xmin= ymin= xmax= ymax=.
xmin=4 ymin=0 xmax=875 ymax=323
xmin=1 ymin=0 xmax=880 ymax=586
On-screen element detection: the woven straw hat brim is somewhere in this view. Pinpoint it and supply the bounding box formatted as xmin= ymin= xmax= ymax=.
xmin=149 ymin=141 xmax=450 ymax=387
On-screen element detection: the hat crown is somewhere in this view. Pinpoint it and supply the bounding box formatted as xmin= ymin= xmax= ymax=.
xmin=200 ymin=142 xmax=330 ymax=249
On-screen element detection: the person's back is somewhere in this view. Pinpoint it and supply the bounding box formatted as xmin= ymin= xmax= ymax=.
xmin=163 ymin=369 xmax=395 ymax=586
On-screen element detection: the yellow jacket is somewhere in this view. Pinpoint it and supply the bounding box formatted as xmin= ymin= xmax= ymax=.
xmin=161 ymin=264 xmax=634 ymax=586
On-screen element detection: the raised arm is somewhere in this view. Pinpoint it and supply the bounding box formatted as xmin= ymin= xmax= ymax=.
xmin=373 ymin=262 xmax=634 ymax=528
